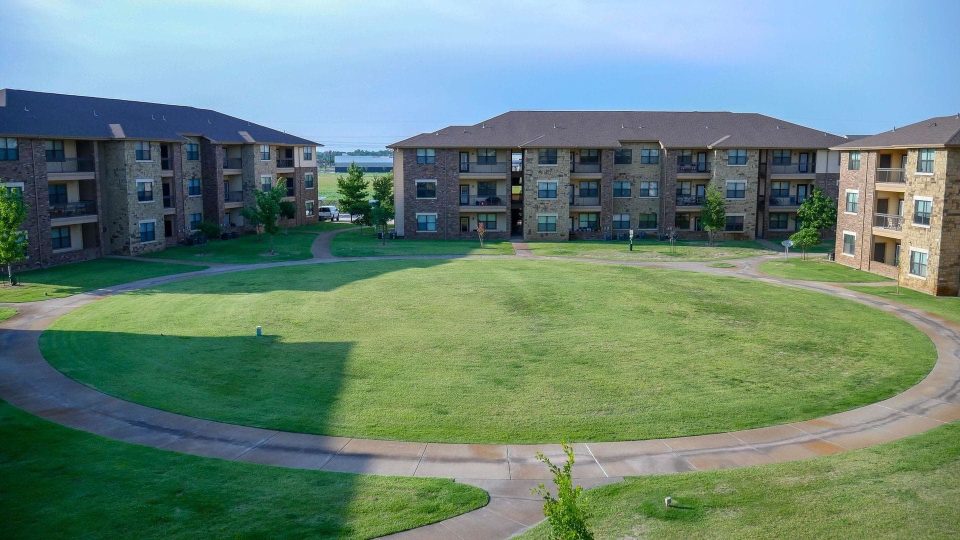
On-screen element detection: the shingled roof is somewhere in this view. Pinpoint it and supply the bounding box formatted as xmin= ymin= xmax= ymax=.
xmin=831 ymin=115 xmax=960 ymax=150
xmin=390 ymin=111 xmax=847 ymax=150
xmin=0 ymin=89 xmax=320 ymax=146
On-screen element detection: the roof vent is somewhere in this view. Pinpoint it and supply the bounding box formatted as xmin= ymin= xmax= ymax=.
xmin=23 ymin=106 xmax=29 ymax=112
xmin=553 ymin=124 xmax=557 ymax=129
xmin=92 ymin=109 xmax=98 ymax=117
xmin=151 ymin=114 xmax=155 ymax=120
xmin=621 ymin=123 xmax=625 ymax=129
xmin=481 ymin=123 xmax=486 ymax=129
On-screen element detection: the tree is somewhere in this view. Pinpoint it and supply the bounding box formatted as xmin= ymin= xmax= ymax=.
xmin=336 ymin=163 xmax=370 ymax=224
xmin=241 ymin=180 xmax=288 ymax=255
xmin=790 ymin=227 xmax=820 ymax=260
xmin=0 ymin=184 xmax=28 ymax=285
xmin=532 ymin=443 xmax=593 ymax=540
xmin=371 ymin=172 xmax=394 ymax=217
xmin=700 ymin=184 xmax=726 ymax=246
xmin=796 ymin=187 xmax=837 ymax=239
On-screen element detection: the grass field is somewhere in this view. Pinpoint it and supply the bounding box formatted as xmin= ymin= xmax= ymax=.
xmin=145 ymin=230 xmax=317 ymax=264
xmin=317 ymin=172 xmax=340 ymax=203
xmin=520 ymin=422 xmax=960 ymax=539
xmin=0 ymin=307 xmax=16 ymax=322
xmin=42 ymin=259 xmax=934 ymax=443
xmin=0 ymin=259 xmax=205 ymax=303
xmin=759 ymin=258 xmax=891 ymax=283
xmin=0 ymin=401 xmax=486 ymax=539
xmin=847 ymin=285 xmax=960 ymax=326
xmin=525 ymin=239 xmax=769 ymax=261
xmin=331 ymin=228 xmax=514 ymax=257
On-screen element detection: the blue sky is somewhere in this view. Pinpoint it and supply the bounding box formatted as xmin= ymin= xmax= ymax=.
xmin=3 ymin=0 xmax=958 ymax=150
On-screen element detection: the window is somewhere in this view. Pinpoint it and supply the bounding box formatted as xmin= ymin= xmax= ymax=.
xmin=770 ymin=212 xmax=789 ymax=230
xmin=48 ymin=183 xmax=67 ymax=205
xmin=640 ymin=148 xmax=659 ymax=164
xmin=537 ymin=180 xmax=558 ymax=199
xmin=727 ymin=149 xmax=747 ymax=165
xmin=675 ymin=213 xmax=691 ymax=229
xmin=477 ymin=181 xmax=497 ymax=197
xmin=135 ymin=141 xmax=152 ymax=161
xmin=676 ymin=181 xmax=692 ymax=197
xmin=136 ymin=180 xmax=154 ymax=202
xmin=303 ymin=146 xmax=313 ymax=161
xmin=139 ymin=220 xmax=156 ymax=243
xmin=725 ymin=215 xmax=744 ymax=231
xmin=580 ymin=149 xmax=600 ymax=164
xmin=0 ymin=138 xmax=18 ymax=161
xmin=613 ymin=181 xmax=631 ymax=197
xmin=677 ymin=150 xmax=693 ymax=165
xmin=845 ymin=190 xmax=859 ymax=213
xmin=637 ymin=213 xmax=658 ymax=230
xmin=913 ymin=198 xmax=932 ymax=226
xmin=917 ymin=148 xmax=935 ymax=173
xmin=613 ymin=213 xmax=630 ymax=230
xmin=579 ymin=181 xmax=598 ymax=197
xmin=416 ymin=148 xmax=436 ymax=164
xmin=771 ymin=181 xmax=789 ymax=198
xmin=305 ymin=201 xmax=315 ymax=217
xmin=848 ymin=151 xmax=861 ymax=170
xmin=51 ymin=226 xmax=71 ymax=250
xmin=259 ymin=145 xmax=270 ymax=161
xmin=415 ymin=180 xmax=437 ymax=199
xmin=45 ymin=140 xmax=65 ymax=162
xmin=577 ymin=213 xmax=599 ymax=231
xmin=639 ymin=181 xmax=658 ymax=197
xmin=189 ymin=212 xmax=202 ymax=230
xmin=477 ymin=149 xmax=497 ymax=165
xmin=537 ymin=214 xmax=557 ymax=232
xmin=909 ymin=249 xmax=928 ymax=277
xmin=726 ymin=181 xmax=746 ymax=199
xmin=771 ymin=150 xmax=791 ymax=165
xmin=614 ymin=149 xmax=632 ymax=164
xmin=187 ymin=177 xmax=201 ymax=196
xmin=185 ymin=143 xmax=200 ymax=161
xmin=416 ymin=213 xmax=437 ymax=232
xmin=2 ymin=181 xmax=24 ymax=198
xmin=477 ymin=213 xmax=497 ymax=230
xmin=260 ymin=175 xmax=272 ymax=192
xmin=538 ymin=149 xmax=558 ymax=165
xmin=304 ymin=173 xmax=315 ymax=189
xmin=842 ymin=232 xmax=856 ymax=256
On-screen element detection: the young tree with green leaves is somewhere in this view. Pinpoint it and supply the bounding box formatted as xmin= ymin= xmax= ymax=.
xmin=533 ymin=442 xmax=593 ymax=540
xmin=241 ymin=180 xmax=294 ymax=255
xmin=796 ymin=187 xmax=837 ymax=239
xmin=0 ymin=184 xmax=28 ymax=285
xmin=789 ymin=227 xmax=821 ymax=259
xmin=336 ymin=163 xmax=370 ymax=225
xmin=700 ymin=184 xmax=726 ymax=246
xmin=371 ymin=172 xmax=394 ymax=217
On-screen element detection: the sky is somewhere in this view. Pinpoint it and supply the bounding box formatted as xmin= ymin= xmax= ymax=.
xmin=2 ymin=0 xmax=959 ymax=150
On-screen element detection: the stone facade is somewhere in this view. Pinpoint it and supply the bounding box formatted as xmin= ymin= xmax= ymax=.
xmin=99 ymin=141 xmax=167 ymax=255
xmin=524 ymin=148 xmax=572 ymax=240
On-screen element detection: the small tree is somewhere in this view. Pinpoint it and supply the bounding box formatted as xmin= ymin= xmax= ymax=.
xmin=0 ymin=185 xmax=28 ymax=285
xmin=532 ymin=443 xmax=592 ymax=540
xmin=790 ymin=227 xmax=820 ymax=260
xmin=700 ymin=184 xmax=726 ymax=246
xmin=242 ymin=181 xmax=287 ymax=255
xmin=477 ymin=222 xmax=486 ymax=247
xmin=371 ymin=172 xmax=394 ymax=217
xmin=337 ymin=163 xmax=370 ymax=225
xmin=796 ymin=187 xmax=837 ymax=240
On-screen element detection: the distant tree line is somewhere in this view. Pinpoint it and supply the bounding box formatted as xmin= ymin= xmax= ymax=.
xmin=318 ymin=149 xmax=392 ymax=165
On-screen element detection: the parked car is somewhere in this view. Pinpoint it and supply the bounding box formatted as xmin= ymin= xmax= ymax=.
xmin=318 ymin=206 xmax=340 ymax=221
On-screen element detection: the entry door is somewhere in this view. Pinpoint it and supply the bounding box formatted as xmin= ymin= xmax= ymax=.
xmin=798 ymin=152 xmax=810 ymax=173
xmin=695 ymin=184 xmax=706 ymax=202
xmin=164 ymin=217 xmax=173 ymax=238
xmin=873 ymin=243 xmax=886 ymax=263
xmin=894 ymin=244 xmax=901 ymax=265
xmin=876 ymin=198 xmax=889 ymax=214
xmin=459 ymin=152 xmax=469 ymax=173
xmin=796 ymin=184 xmax=809 ymax=204
xmin=460 ymin=216 xmax=470 ymax=232
xmin=459 ymin=185 xmax=470 ymax=205
xmin=696 ymin=152 xmax=708 ymax=172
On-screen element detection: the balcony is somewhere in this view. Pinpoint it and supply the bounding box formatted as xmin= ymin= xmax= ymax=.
xmin=769 ymin=196 xmax=807 ymax=207
xmin=223 ymin=157 xmax=243 ymax=170
xmin=459 ymin=194 xmax=507 ymax=211
xmin=676 ymin=195 xmax=705 ymax=206
xmin=459 ymin=161 xmax=508 ymax=174
xmin=276 ymin=158 xmax=295 ymax=168
xmin=50 ymin=200 xmax=97 ymax=219
xmin=769 ymin=163 xmax=814 ymax=175
xmin=225 ymin=191 xmax=244 ymax=203
xmin=876 ymin=168 xmax=905 ymax=184
xmin=874 ymin=213 xmax=904 ymax=231
xmin=46 ymin=158 xmax=95 ymax=174
xmin=570 ymin=162 xmax=601 ymax=174
xmin=677 ymin=162 xmax=711 ymax=174
xmin=161 ymin=158 xmax=172 ymax=171
xmin=570 ymin=195 xmax=600 ymax=207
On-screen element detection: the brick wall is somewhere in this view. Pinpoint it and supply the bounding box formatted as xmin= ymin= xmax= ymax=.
xmin=200 ymin=139 xmax=225 ymax=228
xmin=402 ymin=148 xmax=460 ymax=239
xmin=523 ymin=148 xmax=571 ymax=240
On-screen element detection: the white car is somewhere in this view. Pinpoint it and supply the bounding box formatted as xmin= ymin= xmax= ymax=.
xmin=318 ymin=206 xmax=340 ymax=221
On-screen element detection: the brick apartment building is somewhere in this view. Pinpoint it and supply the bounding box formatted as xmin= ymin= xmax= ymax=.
xmin=0 ymin=89 xmax=320 ymax=269
xmin=389 ymin=111 xmax=847 ymax=242
xmin=833 ymin=115 xmax=960 ymax=296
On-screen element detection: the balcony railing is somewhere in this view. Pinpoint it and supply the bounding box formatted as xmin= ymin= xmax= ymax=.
xmin=676 ymin=162 xmax=711 ymax=173
xmin=570 ymin=195 xmax=600 ymax=206
xmin=769 ymin=196 xmax=807 ymax=206
xmin=459 ymin=194 xmax=505 ymax=206
xmin=769 ymin=163 xmax=813 ymax=175
xmin=459 ymin=161 xmax=508 ymax=173
xmin=225 ymin=191 xmax=244 ymax=202
xmin=876 ymin=168 xmax=905 ymax=183
xmin=50 ymin=200 xmax=96 ymax=218
xmin=46 ymin=158 xmax=95 ymax=173
xmin=571 ymin=162 xmax=601 ymax=173
xmin=874 ymin=213 xmax=903 ymax=231
xmin=276 ymin=158 xmax=295 ymax=168
xmin=223 ymin=157 xmax=243 ymax=169
xmin=676 ymin=195 xmax=705 ymax=206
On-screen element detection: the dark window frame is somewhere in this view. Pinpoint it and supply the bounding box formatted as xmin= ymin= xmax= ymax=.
xmin=139 ymin=221 xmax=156 ymax=243
xmin=51 ymin=226 xmax=71 ymax=250
xmin=917 ymin=149 xmax=935 ymax=173
xmin=727 ymin=149 xmax=748 ymax=165
xmin=913 ymin=199 xmax=932 ymax=226
xmin=771 ymin=150 xmax=791 ymax=165
xmin=537 ymin=181 xmax=558 ymax=199
xmin=416 ymin=213 xmax=437 ymax=232
xmin=185 ymin=143 xmax=200 ymax=161
xmin=477 ymin=213 xmax=497 ymax=230
xmin=0 ymin=138 xmax=18 ymax=161
xmin=614 ymin=149 xmax=632 ymax=164
xmin=48 ymin=183 xmax=68 ymax=205
xmin=187 ymin=177 xmax=201 ymax=196
xmin=137 ymin=180 xmax=154 ymax=202
xmin=538 ymin=149 xmax=558 ymax=165
xmin=612 ymin=181 xmax=631 ymax=198
xmin=415 ymin=180 xmax=437 ymax=199
xmin=848 ymin=151 xmax=861 ymax=170
xmin=416 ymin=148 xmax=436 ymax=164
xmin=579 ymin=181 xmax=599 ymax=198
xmin=135 ymin=141 xmax=152 ymax=161
xmin=640 ymin=148 xmax=659 ymax=164
xmin=537 ymin=214 xmax=557 ymax=232
xmin=476 ymin=148 xmax=497 ymax=165
xmin=637 ymin=212 xmax=658 ymax=230
xmin=612 ymin=213 xmax=630 ymax=230
xmin=724 ymin=215 xmax=745 ymax=231
xmin=639 ymin=181 xmax=658 ymax=197
xmin=726 ymin=181 xmax=746 ymax=199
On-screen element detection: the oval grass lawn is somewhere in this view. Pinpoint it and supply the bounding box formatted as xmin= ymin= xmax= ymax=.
xmin=41 ymin=259 xmax=935 ymax=443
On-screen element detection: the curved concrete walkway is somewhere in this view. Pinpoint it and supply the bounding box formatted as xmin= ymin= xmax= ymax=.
xmin=2 ymin=243 xmax=960 ymax=539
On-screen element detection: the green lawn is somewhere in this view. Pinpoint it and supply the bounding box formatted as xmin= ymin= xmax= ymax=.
xmin=145 ymin=229 xmax=318 ymax=264
xmin=0 ymin=401 xmax=486 ymax=539
xmin=521 ymin=422 xmax=960 ymax=539
xmin=42 ymin=259 xmax=933 ymax=443
xmin=331 ymin=229 xmax=514 ymax=257
xmin=297 ymin=221 xmax=356 ymax=233
xmin=525 ymin=240 xmax=769 ymax=261
xmin=0 ymin=307 xmax=16 ymax=322
xmin=759 ymin=258 xmax=892 ymax=283
xmin=0 ymin=259 xmax=205 ymax=303
xmin=317 ymin=172 xmax=340 ymax=203
xmin=847 ymin=285 xmax=960 ymax=326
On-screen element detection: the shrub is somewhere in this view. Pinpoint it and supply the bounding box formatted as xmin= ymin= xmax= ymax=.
xmin=532 ymin=443 xmax=593 ymax=540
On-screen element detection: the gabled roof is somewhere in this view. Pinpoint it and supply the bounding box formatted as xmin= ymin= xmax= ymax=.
xmin=390 ymin=111 xmax=847 ymax=150
xmin=0 ymin=89 xmax=320 ymax=146
xmin=831 ymin=115 xmax=960 ymax=150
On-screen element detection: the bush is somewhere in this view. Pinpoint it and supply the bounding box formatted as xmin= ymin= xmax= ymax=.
xmin=197 ymin=221 xmax=221 ymax=240
xmin=533 ymin=443 xmax=593 ymax=540
xmin=790 ymin=227 xmax=821 ymax=259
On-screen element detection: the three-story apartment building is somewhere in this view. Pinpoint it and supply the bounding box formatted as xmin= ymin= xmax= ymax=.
xmin=832 ymin=115 xmax=960 ymax=296
xmin=389 ymin=111 xmax=846 ymax=242
xmin=0 ymin=89 xmax=320 ymax=268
